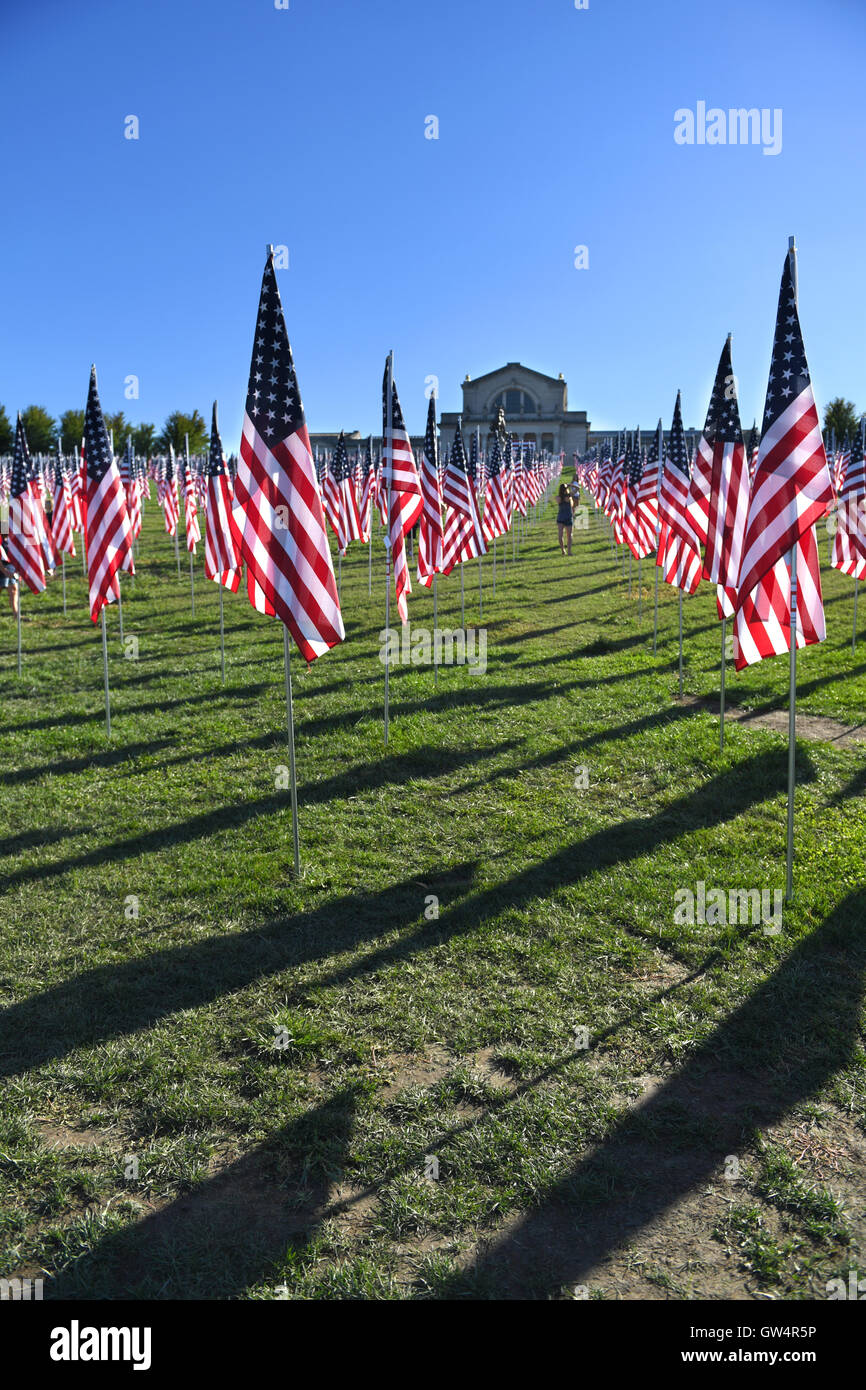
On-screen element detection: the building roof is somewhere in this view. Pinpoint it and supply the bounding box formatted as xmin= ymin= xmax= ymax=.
xmin=463 ymin=362 xmax=565 ymax=389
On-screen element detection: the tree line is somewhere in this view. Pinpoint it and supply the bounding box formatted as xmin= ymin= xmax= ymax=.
xmin=0 ymin=398 xmax=862 ymax=460
xmin=0 ymin=406 xmax=210 ymax=456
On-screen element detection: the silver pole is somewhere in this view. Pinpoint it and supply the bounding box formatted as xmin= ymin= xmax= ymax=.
xmin=460 ymin=561 xmax=465 ymax=629
xmin=282 ymin=625 xmax=300 ymax=876
xmin=219 ymin=582 xmax=226 ymax=684
xmin=16 ymin=590 xmax=22 ymax=676
xmin=368 ymin=433 xmax=374 ymax=596
xmin=653 ymin=419 xmax=662 ymax=655
xmin=720 ymin=617 xmax=726 ymax=751
xmin=61 ymin=554 xmax=67 ymax=616
xmin=785 ymin=235 xmax=799 ymax=904
xmin=101 ymin=607 xmax=111 ymax=736
xmin=384 ymin=352 xmax=393 ymax=746
xmin=433 ymin=573 xmax=438 ymax=688
xmin=117 ymin=582 xmax=124 ymax=643
xmin=678 ymin=590 xmax=684 ymax=696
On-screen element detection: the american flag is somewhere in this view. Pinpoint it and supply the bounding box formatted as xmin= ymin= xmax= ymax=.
xmin=482 ymin=435 xmax=510 ymax=542
xmin=358 ymin=439 xmax=376 ymax=543
xmin=746 ymin=421 xmax=760 ymax=486
xmin=51 ymin=447 xmax=76 ymax=558
xmin=321 ymin=443 xmax=342 ymax=541
xmin=733 ymin=250 xmax=833 ymax=669
xmin=831 ymin=424 xmax=866 ymax=579
xmin=622 ymin=431 xmax=656 ymax=558
xmin=381 ymin=360 xmax=423 ymax=623
xmin=512 ymin=439 xmax=528 ymax=519
xmin=232 ymin=250 xmax=344 ymax=661
xmin=82 ymin=366 xmax=134 ymax=621
xmin=121 ymin=436 xmax=142 ymax=541
xmin=181 ymin=440 xmax=201 ymax=553
xmin=701 ymin=338 xmax=750 ymax=618
xmin=657 ymin=391 xmax=703 ymax=593
xmin=417 ymin=395 xmax=444 ymax=587
xmin=8 ymin=414 xmax=47 ymax=594
xmin=163 ymin=446 xmax=180 ymax=536
xmin=204 ymin=401 xmax=243 ymax=592
xmin=332 ymin=431 xmax=363 ymax=555
xmin=688 ymin=358 xmax=723 ymax=553
xmin=442 ymin=419 xmax=487 ymax=574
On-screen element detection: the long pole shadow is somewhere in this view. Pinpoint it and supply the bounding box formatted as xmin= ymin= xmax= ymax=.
xmin=436 ymin=886 xmax=866 ymax=1299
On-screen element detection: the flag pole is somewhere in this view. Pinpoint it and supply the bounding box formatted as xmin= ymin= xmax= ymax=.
xmin=854 ymin=415 xmax=865 ymax=653
xmin=282 ymin=625 xmax=301 ymax=875
xmin=785 ymin=235 xmax=799 ymax=903
xmin=368 ymin=434 xmax=373 ymax=596
xmin=101 ymin=607 xmax=111 ymax=736
xmin=678 ymin=590 xmax=684 ymax=696
xmin=653 ymin=419 xmax=662 ymax=655
xmin=218 ymin=582 xmax=226 ymax=684
xmin=384 ymin=350 xmax=393 ymax=747
xmin=720 ymin=618 xmax=726 ymax=752
xmin=433 ymin=573 xmax=438 ymax=688
xmin=16 ymin=590 xmax=22 ymax=676
xmin=61 ymin=554 xmax=66 ymax=616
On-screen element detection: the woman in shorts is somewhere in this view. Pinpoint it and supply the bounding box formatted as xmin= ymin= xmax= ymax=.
xmin=556 ymin=483 xmax=573 ymax=555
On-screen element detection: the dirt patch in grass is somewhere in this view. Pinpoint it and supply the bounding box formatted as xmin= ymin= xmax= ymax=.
xmin=33 ymin=1120 xmax=120 ymax=1151
xmin=677 ymin=696 xmax=866 ymax=746
xmin=373 ymin=1047 xmax=452 ymax=1101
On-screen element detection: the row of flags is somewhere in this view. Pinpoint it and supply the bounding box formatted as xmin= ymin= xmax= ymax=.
xmin=2 ymin=249 xmax=557 ymax=666
xmin=576 ymin=249 xmax=842 ymax=672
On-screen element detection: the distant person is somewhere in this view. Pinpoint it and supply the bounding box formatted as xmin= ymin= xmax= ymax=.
xmin=556 ymin=483 xmax=573 ymax=555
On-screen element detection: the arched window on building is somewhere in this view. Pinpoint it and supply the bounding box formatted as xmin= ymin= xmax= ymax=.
xmin=491 ymin=389 xmax=537 ymax=418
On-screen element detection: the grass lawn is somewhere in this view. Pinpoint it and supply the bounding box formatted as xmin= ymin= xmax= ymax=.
xmin=1 ymin=487 xmax=864 ymax=1300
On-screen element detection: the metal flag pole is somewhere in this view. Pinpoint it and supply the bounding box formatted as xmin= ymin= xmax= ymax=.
xmin=854 ymin=416 xmax=865 ymax=653
xmin=492 ymin=536 xmax=496 ymax=597
xmin=368 ymin=434 xmax=374 ymax=596
xmin=476 ymin=427 xmax=483 ymax=620
xmin=785 ymin=235 xmax=799 ymax=904
xmin=653 ymin=419 xmax=663 ymax=656
xmin=218 ymin=582 xmax=226 ymax=684
xmin=460 ymin=560 xmax=465 ymax=629
xmin=720 ymin=617 xmax=727 ymax=752
xmin=678 ymin=590 xmax=684 ymax=696
xmin=101 ymin=607 xmax=111 ymax=735
xmin=16 ymin=591 xmax=22 ymax=675
xmin=433 ymin=573 xmax=439 ymax=688
xmin=384 ymin=351 xmax=394 ymax=747
xmin=282 ymin=625 xmax=301 ymax=875
xmin=61 ymin=554 xmax=67 ymax=616
xmin=184 ymin=434 xmax=195 ymax=615
xmin=117 ymin=582 xmax=124 ymax=643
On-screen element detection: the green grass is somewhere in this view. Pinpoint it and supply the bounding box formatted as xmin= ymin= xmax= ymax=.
xmin=1 ymin=488 xmax=865 ymax=1299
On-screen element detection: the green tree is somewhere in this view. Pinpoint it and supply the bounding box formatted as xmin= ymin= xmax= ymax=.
xmin=0 ymin=404 xmax=13 ymax=454
xmin=104 ymin=411 xmax=129 ymax=451
xmin=60 ymin=409 xmax=85 ymax=453
xmin=131 ymin=422 xmax=157 ymax=456
xmin=20 ymin=405 xmax=57 ymax=453
xmin=823 ymin=397 xmax=860 ymax=445
xmin=157 ymin=410 xmax=208 ymax=454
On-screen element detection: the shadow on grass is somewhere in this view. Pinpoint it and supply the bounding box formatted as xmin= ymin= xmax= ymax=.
xmin=434 ymin=884 xmax=866 ymax=1299
xmin=0 ymin=743 xmax=516 ymax=897
xmin=0 ymin=747 xmax=804 ymax=1087
xmin=44 ymin=1085 xmax=365 ymax=1299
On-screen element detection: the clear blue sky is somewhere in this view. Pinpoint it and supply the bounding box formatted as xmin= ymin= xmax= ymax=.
xmin=1 ymin=0 xmax=863 ymax=449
